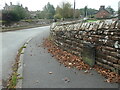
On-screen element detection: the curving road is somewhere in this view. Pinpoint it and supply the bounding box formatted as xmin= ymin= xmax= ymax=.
xmin=0 ymin=26 xmax=50 ymax=88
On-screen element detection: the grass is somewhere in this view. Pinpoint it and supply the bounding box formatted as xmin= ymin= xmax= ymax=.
xmin=86 ymin=19 xmax=99 ymax=22
xmin=7 ymin=45 xmax=26 ymax=89
xmin=18 ymin=46 xmax=23 ymax=55
xmin=8 ymin=73 xmax=17 ymax=88
xmin=0 ymin=20 xmax=6 ymax=23
xmin=22 ymin=46 xmax=26 ymax=48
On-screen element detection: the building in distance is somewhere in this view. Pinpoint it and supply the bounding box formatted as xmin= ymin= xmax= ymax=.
xmin=95 ymin=6 xmax=111 ymax=19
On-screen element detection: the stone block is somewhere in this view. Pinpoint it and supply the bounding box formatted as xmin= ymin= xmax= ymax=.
xmin=98 ymin=22 xmax=104 ymax=29
xmin=110 ymin=21 xmax=117 ymax=29
xmin=81 ymin=42 xmax=95 ymax=66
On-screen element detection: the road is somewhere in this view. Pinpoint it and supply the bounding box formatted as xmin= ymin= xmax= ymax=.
xmin=0 ymin=26 xmax=50 ymax=87
xmin=0 ymin=33 xmax=2 ymax=88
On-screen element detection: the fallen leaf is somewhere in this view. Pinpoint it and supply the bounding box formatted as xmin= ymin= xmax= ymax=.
xmin=49 ymin=72 xmax=53 ymax=74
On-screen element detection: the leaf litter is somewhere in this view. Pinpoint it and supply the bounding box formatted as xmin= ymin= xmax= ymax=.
xmin=43 ymin=38 xmax=120 ymax=83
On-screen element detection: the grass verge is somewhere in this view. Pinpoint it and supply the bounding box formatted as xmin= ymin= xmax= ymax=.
xmin=7 ymin=45 xmax=26 ymax=89
xmin=86 ymin=19 xmax=99 ymax=22
xmin=1 ymin=24 xmax=50 ymax=32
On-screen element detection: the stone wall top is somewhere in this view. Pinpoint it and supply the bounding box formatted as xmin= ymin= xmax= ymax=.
xmin=51 ymin=20 xmax=119 ymax=31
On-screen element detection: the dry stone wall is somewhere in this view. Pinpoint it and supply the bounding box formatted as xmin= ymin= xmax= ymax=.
xmin=50 ymin=20 xmax=120 ymax=73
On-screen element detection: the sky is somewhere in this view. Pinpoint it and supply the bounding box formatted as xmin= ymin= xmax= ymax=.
xmin=0 ymin=0 xmax=120 ymax=11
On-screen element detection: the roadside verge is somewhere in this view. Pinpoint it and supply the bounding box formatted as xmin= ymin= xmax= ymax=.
xmin=16 ymin=37 xmax=32 ymax=88
xmin=6 ymin=37 xmax=33 ymax=89
xmin=1 ymin=24 xmax=50 ymax=32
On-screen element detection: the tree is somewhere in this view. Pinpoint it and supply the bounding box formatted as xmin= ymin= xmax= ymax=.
xmin=62 ymin=2 xmax=73 ymax=18
xmin=13 ymin=5 xmax=29 ymax=19
xmin=87 ymin=8 xmax=97 ymax=16
xmin=80 ymin=8 xmax=98 ymax=18
xmin=2 ymin=4 xmax=30 ymax=26
xmin=54 ymin=14 xmax=62 ymax=19
xmin=75 ymin=9 xmax=80 ymax=18
xmin=42 ymin=2 xmax=55 ymax=19
xmin=2 ymin=10 xmax=19 ymax=26
xmin=106 ymin=6 xmax=115 ymax=14
xmin=79 ymin=8 xmax=85 ymax=16
xmin=54 ymin=2 xmax=73 ymax=19
xmin=54 ymin=6 xmax=62 ymax=19
xmin=36 ymin=11 xmax=46 ymax=19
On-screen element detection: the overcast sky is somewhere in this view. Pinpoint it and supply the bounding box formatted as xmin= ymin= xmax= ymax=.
xmin=0 ymin=0 xmax=119 ymax=11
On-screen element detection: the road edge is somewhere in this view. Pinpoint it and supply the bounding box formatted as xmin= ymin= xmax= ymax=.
xmin=1 ymin=24 xmax=50 ymax=32
xmin=16 ymin=37 xmax=33 ymax=88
